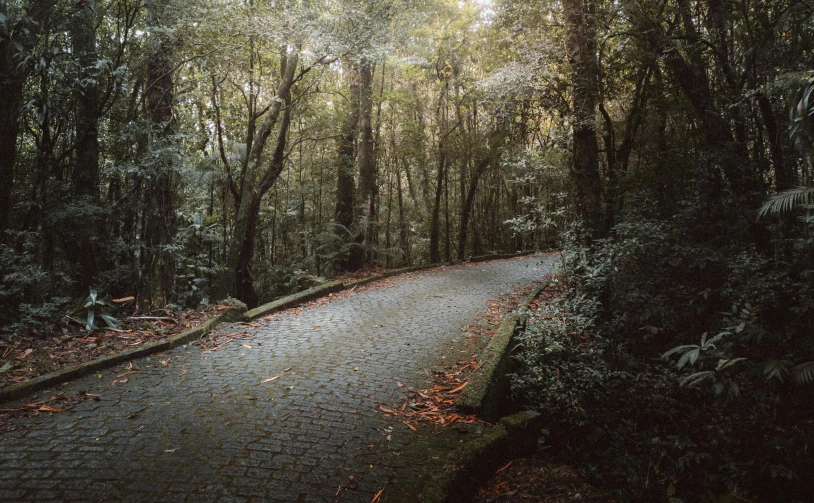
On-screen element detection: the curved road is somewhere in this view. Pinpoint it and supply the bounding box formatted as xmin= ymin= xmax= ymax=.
xmin=0 ymin=255 xmax=552 ymax=502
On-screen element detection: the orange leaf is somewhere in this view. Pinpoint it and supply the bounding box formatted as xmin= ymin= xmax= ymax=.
xmin=379 ymin=406 xmax=394 ymax=414
xmin=403 ymin=421 xmax=417 ymax=431
xmin=370 ymin=488 xmax=385 ymax=503
xmin=448 ymin=382 xmax=468 ymax=394
xmin=112 ymin=296 xmax=135 ymax=303
xmin=495 ymin=460 xmax=514 ymax=474
xmin=38 ymin=406 xmax=65 ymax=413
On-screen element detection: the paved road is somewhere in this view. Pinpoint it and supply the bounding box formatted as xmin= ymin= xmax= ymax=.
xmin=0 ymin=256 xmax=551 ymax=502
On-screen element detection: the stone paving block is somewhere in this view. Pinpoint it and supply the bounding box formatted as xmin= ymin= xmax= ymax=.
xmin=0 ymin=256 xmax=551 ymax=501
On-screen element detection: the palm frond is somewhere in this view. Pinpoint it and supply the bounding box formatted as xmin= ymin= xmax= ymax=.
xmin=792 ymin=361 xmax=814 ymax=385
xmin=758 ymin=186 xmax=814 ymax=218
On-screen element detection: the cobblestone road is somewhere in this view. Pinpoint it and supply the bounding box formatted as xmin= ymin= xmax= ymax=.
xmin=1 ymin=256 xmax=552 ymax=502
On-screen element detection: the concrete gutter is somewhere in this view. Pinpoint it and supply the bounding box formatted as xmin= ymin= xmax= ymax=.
xmin=0 ymin=301 xmax=247 ymax=404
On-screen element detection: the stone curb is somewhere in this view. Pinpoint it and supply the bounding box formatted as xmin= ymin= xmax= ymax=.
xmin=419 ymin=411 xmax=545 ymax=503
xmin=243 ymin=280 xmax=345 ymax=321
xmin=0 ymin=301 xmax=247 ymax=405
xmin=456 ymin=280 xmax=550 ymax=422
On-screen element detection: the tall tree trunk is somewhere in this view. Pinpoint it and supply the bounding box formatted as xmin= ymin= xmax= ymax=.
xmin=68 ymin=0 xmax=101 ymax=283
xmin=335 ymin=63 xmax=359 ymax=245
xmin=350 ymin=59 xmax=375 ymax=270
xmin=0 ymin=0 xmax=55 ymax=238
xmin=563 ymin=0 xmax=602 ymax=234
xmin=141 ymin=0 xmax=179 ymax=308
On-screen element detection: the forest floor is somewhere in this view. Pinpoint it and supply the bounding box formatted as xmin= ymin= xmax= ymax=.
xmin=0 ymin=303 xmax=232 ymax=390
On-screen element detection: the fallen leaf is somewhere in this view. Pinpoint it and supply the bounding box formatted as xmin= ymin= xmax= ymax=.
xmin=112 ymin=296 xmax=135 ymax=303
xmin=241 ymin=344 xmax=252 ymax=349
xmin=379 ymin=406 xmax=394 ymax=414
xmin=448 ymin=382 xmax=468 ymax=394
xmin=19 ymin=348 xmax=33 ymax=359
xmin=403 ymin=421 xmax=417 ymax=431
xmin=495 ymin=460 xmax=514 ymax=474
xmin=347 ymin=475 xmax=358 ymax=490
xmin=313 ymin=324 xmax=321 ymax=328
xmin=165 ymin=448 xmax=177 ymax=453
xmin=262 ymin=376 xmax=280 ymax=383
xmin=38 ymin=406 xmax=65 ymax=413
xmin=370 ymin=488 xmax=385 ymax=503
xmin=396 ymin=381 xmax=404 ymax=387
xmin=282 ymin=367 xmax=293 ymax=372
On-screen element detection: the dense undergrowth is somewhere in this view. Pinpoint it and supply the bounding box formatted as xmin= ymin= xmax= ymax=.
xmin=512 ymin=211 xmax=814 ymax=502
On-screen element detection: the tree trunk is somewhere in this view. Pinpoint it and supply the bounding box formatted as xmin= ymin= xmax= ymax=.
xmin=68 ymin=0 xmax=102 ymax=282
xmin=228 ymin=46 xmax=299 ymax=306
xmin=141 ymin=0 xmax=179 ymax=308
xmin=335 ymin=63 xmax=359 ymax=242
xmin=350 ymin=59 xmax=375 ymax=270
xmin=758 ymin=96 xmax=792 ymax=190
xmin=563 ymin=0 xmax=602 ymax=235
xmin=458 ymin=157 xmax=490 ymax=260
xmin=430 ymin=145 xmax=445 ymax=264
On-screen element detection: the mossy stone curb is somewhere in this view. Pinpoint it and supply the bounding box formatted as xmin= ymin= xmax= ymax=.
xmin=456 ymin=280 xmax=549 ymax=421
xmin=0 ymin=301 xmax=247 ymax=404
xmin=456 ymin=313 xmax=525 ymax=422
xmin=419 ymin=411 xmax=544 ymax=503
xmin=469 ymin=250 xmax=534 ymax=263
xmin=243 ymin=280 xmax=345 ymax=321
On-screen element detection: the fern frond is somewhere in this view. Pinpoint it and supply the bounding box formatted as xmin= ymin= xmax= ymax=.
xmin=758 ymin=186 xmax=814 ymax=217
xmin=792 ymin=361 xmax=814 ymax=385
